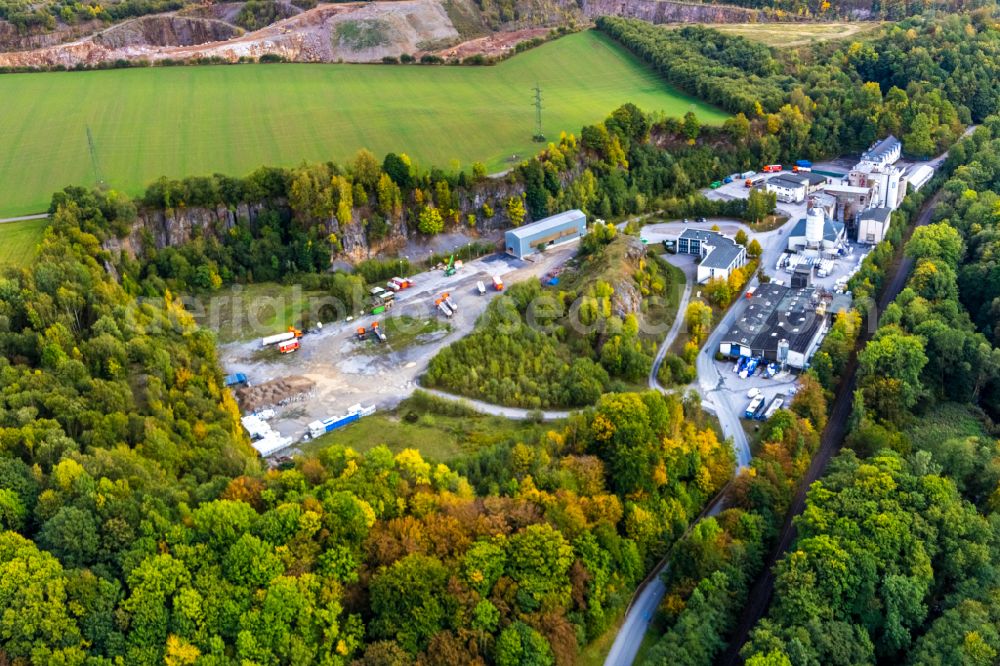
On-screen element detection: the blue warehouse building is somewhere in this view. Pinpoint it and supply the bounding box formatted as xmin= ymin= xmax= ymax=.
xmin=504 ymin=209 xmax=587 ymax=259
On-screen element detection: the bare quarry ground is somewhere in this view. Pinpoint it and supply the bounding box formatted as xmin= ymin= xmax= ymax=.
xmin=435 ymin=27 xmax=549 ymax=59
xmin=219 ymin=244 xmax=578 ymax=442
xmin=0 ymin=0 xmax=553 ymax=67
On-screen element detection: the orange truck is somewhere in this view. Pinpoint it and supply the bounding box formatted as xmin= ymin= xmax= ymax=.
xmin=492 ymin=276 xmax=504 ymax=291
xmin=762 ymin=164 xmax=783 ymax=173
xmin=278 ymin=340 xmax=300 ymax=354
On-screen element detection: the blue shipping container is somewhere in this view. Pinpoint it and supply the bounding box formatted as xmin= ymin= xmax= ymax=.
xmin=224 ymin=373 xmax=247 ymax=387
xmin=323 ymin=413 xmax=360 ymax=433
xmin=795 ymin=160 xmax=812 ymax=168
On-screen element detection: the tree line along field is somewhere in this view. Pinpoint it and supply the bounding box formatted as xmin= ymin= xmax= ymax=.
xmin=0 ymin=29 xmax=727 ymax=218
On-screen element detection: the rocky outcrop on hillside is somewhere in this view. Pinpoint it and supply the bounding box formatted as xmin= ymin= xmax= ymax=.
xmin=611 ymin=236 xmax=646 ymax=317
xmin=0 ymin=0 xmax=778 ymax=67
xmin=0 ymin=18 xmax=105 ymax=52
xmin=105 ymin=174 xmax=528 ymax=264
xmin=95 ymin=16 xmax=243 ymax=49
xmin=581 ymin=0 xmax=768 ymax=24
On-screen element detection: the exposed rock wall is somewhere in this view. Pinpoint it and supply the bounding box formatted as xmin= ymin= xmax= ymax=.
xmin=0 ymin=18 xmax=105 ymax=52
xmin=581 ymin=0 xmax=769 ymax=23
xmin=105 ymin=175 xmax=529 ymax=264
xmin=95 ymin=16 xmax=243 ymax=49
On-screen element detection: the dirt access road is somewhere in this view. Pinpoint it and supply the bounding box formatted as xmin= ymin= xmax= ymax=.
xmin=220 ymin=242 xmax=578 ymax=441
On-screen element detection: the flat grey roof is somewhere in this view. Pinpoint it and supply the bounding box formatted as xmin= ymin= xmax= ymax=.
xmin=861 ymin=207 xmax=892 ymax=223
xmin=679 ymin=228 xmax=744 ymax=270
xmin=722 ymin=283 xmax=823 ymax=355
xmin=789 ymin=216 xmax=845 ymax=242
xmin=701 ymin=241 xmax=744 ymax=270
xmin=506 ymin=209 xmax=585 ymax=240
xmin=768 ymin=176 xmax=807 ymax=189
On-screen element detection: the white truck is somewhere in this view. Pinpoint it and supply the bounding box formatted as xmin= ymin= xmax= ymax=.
xmin=261 ymin=331 xmax=295 ymax=347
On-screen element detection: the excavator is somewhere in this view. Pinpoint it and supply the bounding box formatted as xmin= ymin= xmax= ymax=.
xmin=444 ymin=255 xmax=456 ymax=277
xmin=371 ymin=322 xmax=387 ymax=343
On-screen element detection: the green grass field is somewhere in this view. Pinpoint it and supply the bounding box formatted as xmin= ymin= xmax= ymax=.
xmin=700 ymin=21 xmax=881 ymax=48
xmin=0 ymin=30 xmax=727 ymax=218
xmin=300 ymin=394 xmax=556 ymax=462
xmin=0 ymin=218 xmax=48 ymax=266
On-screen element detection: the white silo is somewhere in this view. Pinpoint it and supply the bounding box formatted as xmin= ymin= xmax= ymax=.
xmin=805 ymin=208 xmax=825 ymax=248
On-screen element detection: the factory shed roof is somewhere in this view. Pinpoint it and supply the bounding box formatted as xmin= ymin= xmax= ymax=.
xmin=506 ymin=209 xmax=584 ymax=240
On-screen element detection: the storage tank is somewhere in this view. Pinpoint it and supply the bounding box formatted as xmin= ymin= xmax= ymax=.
xmin=777 ymin=338 xmax=790 ymax=364
xmin=805 ymin=208 xmax=825 ymax=247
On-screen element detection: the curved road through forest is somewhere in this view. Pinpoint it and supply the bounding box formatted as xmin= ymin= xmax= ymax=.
xmin=606 ymin=218 xmax=796 ymax=665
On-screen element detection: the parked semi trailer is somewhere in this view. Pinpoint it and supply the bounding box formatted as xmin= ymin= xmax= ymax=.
xmin=262 ymin=331 xmax=295 ymax=347
xmin=436 ymin=298 xmax=453 ymax=318
xmin=477 ymin=281 xmax=486 ymax=295
xmin=745 ymin=395 xmax=765 ymax=418
xmin=763 ymin=397 xmax=784 ymax=420
xmin=308 ymin=404 xmax=377 ymax=438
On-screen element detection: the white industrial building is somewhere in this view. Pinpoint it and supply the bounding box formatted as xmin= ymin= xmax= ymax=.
xmin=858 ymin=135 xmax=902 ymax=168
xmin=241 ymin=414 xmax=292 ymax=457
xmin=858 ymin=208 xmax=892 ymax=244
xmin=907 ymin=164 xmax=934 ymax=191
xmin=765 ymin=173 xmax=830 ymax=204
xmin=766 ymin=176 xmax=808 ymax=203
xmin=786 ymin=208 xmax=847 ymax=254
xmin=849 ymin=162 xmax=907 ymax=210
xmin=673 ymin=228 xmax=748 ymax=284
xmin=718 ymin=282 xmax=828 ymax=369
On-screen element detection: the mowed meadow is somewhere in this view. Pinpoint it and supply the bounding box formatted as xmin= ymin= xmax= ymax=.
xmin=0 ymin=30 xmax=727 ymax=218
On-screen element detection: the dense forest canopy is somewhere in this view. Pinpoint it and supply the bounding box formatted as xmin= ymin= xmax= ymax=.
xmin=3 ymin=9 xmax=1000 ymax=664
xmin=0 ymin=206 xmax=734 ymax=661
xmin=738 ymin=116 xmax=1000 ymax=665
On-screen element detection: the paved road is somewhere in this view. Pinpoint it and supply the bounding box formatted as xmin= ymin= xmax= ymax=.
xmin=604 ymin=488 xmax=730 ymax=666
xmin=718 ymin=187 xmax=945 ymax=665
xmin=648 ymin=256 xmax=695 ymax=389
xmin=0 ymin=213 xmax=48 ymax=224
xmin=606 ymin=218 xmax=798 ymax=666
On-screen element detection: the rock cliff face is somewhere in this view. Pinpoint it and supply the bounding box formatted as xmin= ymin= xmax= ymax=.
xmin=95 ymin=16 xmax=243 ymax=49
xmin=580 ymin=0 xmax=768 ymax=23
xmin=611 ymin=236 xmax=646 ymax=318
xmin=0 ymin=18 xmax=105 ymax=52
xmin=106 ymin=175 xmax=529 ymax=264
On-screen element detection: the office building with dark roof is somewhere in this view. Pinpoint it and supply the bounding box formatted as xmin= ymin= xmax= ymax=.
xmin=673 ymin=228 xmax=748 ymax=284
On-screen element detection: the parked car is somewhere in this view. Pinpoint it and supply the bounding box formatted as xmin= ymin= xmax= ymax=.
xmin=723 ymin=176 xmax=733 ymax=184
xmin=697 ymin=217 xmax=707 ymax=223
